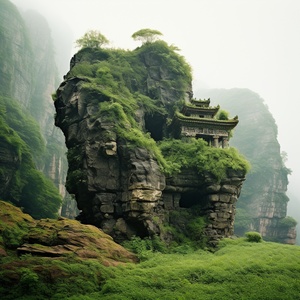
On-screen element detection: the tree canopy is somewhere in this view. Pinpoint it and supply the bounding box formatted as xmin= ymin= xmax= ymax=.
xmin=75 ymin=30 xmax=109 ymax=49
xmin=131 ymin=28 xmax=163 ymax=44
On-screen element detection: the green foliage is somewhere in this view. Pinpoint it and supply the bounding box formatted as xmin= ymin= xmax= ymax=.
xmin=245 ymin=231 xmax=263 ymax=243
xmin=2 ymin=239 xmax=300 ymax=299
xmin=216 ymin=109 xmax=229 ymax=120
xmin=0 ymin=96 xmax=45 ymax=160
xmin=137 ymin=40 xmax=192 ymax=90
xmin=234 ymin=208 xmax=254 ymax=235
xmin=122 ymin=235 xmax=167 ymax=260
xmin=279 ymin=216 xmax=297 ymax=228
xmin=99 ymin=240 xmax=300 ymax=299
xmin=0 ymin=256 xmax=111 ymax=300
xmin=0 ymin=96 xmax=61 ymax=219
xmin=187 ymin=216 xmax=207 ymax=242
xmin=19 ymin=166 xmax=62 ymax=219
xmin=75 ymin=30 xmax=109 ymax=49
xmin=69 ymin=61 xmax=95 ymax=78
xmin=19 ymin=268 xmax=39 ymax=291
xmin=132 ymin=28 xmax=163 ymax=44
xmin=135 ymin=92 xmax=167 ymax=116
xmin=67 ymin=34 xmax=249 ymax=185
xmin=159 ymin=138 xmax=250 ymax=180
xmin=162 ymin=207 xmax=209 ymax=250
xmin=2 ymin=225 xmax=26 ymax=249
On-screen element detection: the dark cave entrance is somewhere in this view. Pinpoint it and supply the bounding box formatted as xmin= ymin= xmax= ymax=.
xmin=179 ymin=191 xmax=208 ymax=210
xmin=127 ymin=219 xmax=149 ymax=238
xmin=144 ymin=113 xmax=166 ymax=141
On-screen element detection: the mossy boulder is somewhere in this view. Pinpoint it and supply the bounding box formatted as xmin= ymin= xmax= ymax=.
xmin=0 ymin=201 xmax=137 ymax=265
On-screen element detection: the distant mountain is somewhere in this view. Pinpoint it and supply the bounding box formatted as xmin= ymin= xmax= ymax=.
xmin=0 ymin=0 xmax=70 ymax=217
xmin=195 ymin=88 xmax=296 ymax=243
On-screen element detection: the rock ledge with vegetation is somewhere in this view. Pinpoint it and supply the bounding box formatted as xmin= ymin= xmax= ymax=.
xmin=54 ymin=37 xmax=249 ymax=247
xmin=0 ymin=200 xmax=137 ymax=265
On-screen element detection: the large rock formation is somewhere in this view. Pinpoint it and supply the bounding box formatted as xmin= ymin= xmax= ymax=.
xmin=195 ymin=88 xmax=296 ymax=244
xmin=55 ymin=44 xmax=247 ymax=247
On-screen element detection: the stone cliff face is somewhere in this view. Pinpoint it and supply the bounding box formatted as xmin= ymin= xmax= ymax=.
xmin=195 ymin=88 xmax=296 ymax=244
xmin=0 ymin=0 xmax=33 ymax=106
xmin=55 ymin=46 xmax=246 ymax=246
xmin=0 ymin=0 xmax=68 ymax=212
xmin=20 ymin=9 xmax=67 ymax=197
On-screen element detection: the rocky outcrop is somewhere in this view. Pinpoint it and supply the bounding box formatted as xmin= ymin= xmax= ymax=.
xmin=195 ymin=88 xmax=296 ymax=244
xmin=54 ymin=47 xmax=246 ymax=246
xmin=18 ymin=217 xmax=138 ymax=264
xmin=0 ymin=201 xmax=137 ymax=264
xmin=164 ymin=169 xmax=244 ymax=246
xmin=54 ymin=76 xmax=166 ymax=239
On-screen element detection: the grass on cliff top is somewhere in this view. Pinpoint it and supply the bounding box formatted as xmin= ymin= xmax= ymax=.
xmin=63 ymin=42 xmax=250 ymax=180
xmin=159 ymin=138 xmax=250 ymax=180
xmin=2 ymin=238 xmax=300 ymax=300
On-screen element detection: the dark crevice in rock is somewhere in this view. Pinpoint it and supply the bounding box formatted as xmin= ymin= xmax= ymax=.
xmin=144 ymin=113 xmax=166 ymax=141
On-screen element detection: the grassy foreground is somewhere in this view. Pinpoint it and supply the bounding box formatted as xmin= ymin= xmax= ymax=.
xmin=2 ymin=238 xmax=300 ymax=300
xmin=96 ymin=239 xmax=300 ymax=300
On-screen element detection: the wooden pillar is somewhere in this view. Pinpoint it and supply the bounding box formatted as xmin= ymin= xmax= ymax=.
xmin=222 ymin=137 xmax=228 ymax=148
xmin=213 ymin=135 xmax=219 ymax=147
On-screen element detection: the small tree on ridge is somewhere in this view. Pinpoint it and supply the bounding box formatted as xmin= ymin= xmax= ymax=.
xmin=76 ymin=30 xmax=109 ymax=49
xmin=132 ymin=28 xmax=163 ymax=44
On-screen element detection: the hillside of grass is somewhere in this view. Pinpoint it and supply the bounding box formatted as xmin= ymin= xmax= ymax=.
xmin=80 ymin=239 xmax=300 ymax=300
xmin=1 ymin=235 xmax=299 ymax=299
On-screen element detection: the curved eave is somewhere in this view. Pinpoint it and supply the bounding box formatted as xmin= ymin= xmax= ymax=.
xmin=174 ymin=113 xmax=239 ymax=130
xmin=191 ymin=99 xmax=210 ymax=106
xmin=182 ymin=105 xmax=219 ymax=116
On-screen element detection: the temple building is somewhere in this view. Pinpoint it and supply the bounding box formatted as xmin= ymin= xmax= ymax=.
xmin=171 ymin=98 xmax=238 ymax=148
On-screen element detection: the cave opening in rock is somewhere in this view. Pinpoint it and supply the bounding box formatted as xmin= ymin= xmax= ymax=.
xmin=127 ymin=220 xmax=149 ymax=238
xmin=179 ymin=191 xmax=208 ymax=209
xmin=144 ymin=113 xmax=166 ymax=141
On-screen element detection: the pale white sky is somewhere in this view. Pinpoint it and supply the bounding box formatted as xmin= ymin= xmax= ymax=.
xmin=11 ymin=0 xmax=300 ymax=217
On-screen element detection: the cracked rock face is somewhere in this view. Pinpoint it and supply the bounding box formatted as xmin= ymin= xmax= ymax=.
xmin=54 ymin=47 xmax=247 ymax=246
xmin=55 ymin=74 xmax=246 ymax=246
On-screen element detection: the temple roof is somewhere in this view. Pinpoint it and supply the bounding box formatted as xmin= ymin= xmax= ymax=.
xmin=190 ymin=98 xmax=211 ymax=107
xmin=173 ymin=112 xmax=239 ymax=130
xmin=181 ymin=104 xmax=220 ymax=117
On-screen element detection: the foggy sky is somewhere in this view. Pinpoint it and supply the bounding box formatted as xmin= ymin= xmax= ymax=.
xmin=11 ymin=0 xmax=300 ymax=219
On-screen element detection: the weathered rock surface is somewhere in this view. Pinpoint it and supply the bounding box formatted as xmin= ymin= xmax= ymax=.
xmin=0 ymin=201 xmax=137 ymax=265
xmin=55 ymin=48 xmax=246 ymax=246
xmin=164 ymin=169 xmax=244 ymax=246
xmin=55 ymin=77 xmax=167 ymax=239
xmin=18 ymin=218 xmax=138 ymax=264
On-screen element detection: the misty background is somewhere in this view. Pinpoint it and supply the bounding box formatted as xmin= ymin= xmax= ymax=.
xmin=11 ymin=0 xmax=300 ymax=223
